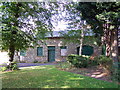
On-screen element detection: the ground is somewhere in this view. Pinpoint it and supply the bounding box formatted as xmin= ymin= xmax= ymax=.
xmin=60 ymin=65 xmax=112 ymax=82
xmin=1 ymin=65 xmax=119 ymax=88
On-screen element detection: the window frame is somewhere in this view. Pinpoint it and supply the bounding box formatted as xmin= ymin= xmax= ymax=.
xmin=20 ymin=50 xmax=26 ymax=56
xmin=60 ymin=46 xmax=67 ymax=56
xmin=37 ymin=47 xmax=43 ymax=56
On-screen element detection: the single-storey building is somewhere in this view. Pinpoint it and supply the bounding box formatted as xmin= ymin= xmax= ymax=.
xmin=14 ymin=31 xmax=102 ymax=63
xmin=118 ymin=30 xmax=120 ymax=56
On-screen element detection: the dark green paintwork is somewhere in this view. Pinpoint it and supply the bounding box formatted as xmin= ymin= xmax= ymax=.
xmin=37 ymin=47 xmax=43 ymax=56
xmin=48 ymin=46 xmax=55 ymax=62
xmin=20 ymin=50 xmax=26 ymax=56
xmin=82 ymin=45 xmax=94 ymax=56
xmin=77 ymin=45 xmax=94 ymax=56
xmin=102 ymin=45 xmax=106 ymax=55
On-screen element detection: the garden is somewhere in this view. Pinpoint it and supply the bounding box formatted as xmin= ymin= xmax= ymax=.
xmin=1 ymin=65 xmax=119 ymax=88
xmin=1 ymin=2 xmax=120 ymax=89
xmin=56 ymin=54 xmax=120 ymax=84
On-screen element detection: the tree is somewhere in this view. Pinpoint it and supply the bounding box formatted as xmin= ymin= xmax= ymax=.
xmin=76 ymin=2 xmax=120 ymax=82
xmin=76 ymin=2 xmax=120 ymax=63
xmin=0 ymin=2 xmax=55 ymax=64
xmin=59 ymin=2 xmax=97 ymax=55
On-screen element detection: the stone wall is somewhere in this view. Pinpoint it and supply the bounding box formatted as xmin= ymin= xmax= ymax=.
xmin=14 ymin=37 xmax=102 ymax=63
xmin=0 ymin=51 xmax=9 ymax=64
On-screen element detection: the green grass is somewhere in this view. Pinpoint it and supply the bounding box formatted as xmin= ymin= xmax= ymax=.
xmin=1 ymin=65 xmax=119 ymax=88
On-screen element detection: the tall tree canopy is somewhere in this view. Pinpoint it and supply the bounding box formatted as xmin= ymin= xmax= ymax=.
xmin=59 ymin=2 xmax=98 ymax=55
xmin=76 ymin=2 xmax=120 ymax=63
xmin=0 ymin=2 xmax=56 ymax=62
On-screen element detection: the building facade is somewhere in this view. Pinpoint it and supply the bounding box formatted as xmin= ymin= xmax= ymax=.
xmin=14 ymin=35 xmax=101 ymax=63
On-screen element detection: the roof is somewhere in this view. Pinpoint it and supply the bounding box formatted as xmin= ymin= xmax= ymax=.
xmin=46 ymin=30 xmax=68 ymax=37
xmin=46 ymin=30 xmax=94 ymax=38
xmin=46 ymin=30 xmax=120 ymax=46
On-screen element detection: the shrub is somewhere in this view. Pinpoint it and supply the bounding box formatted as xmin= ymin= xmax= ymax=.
xmin=1 ymin=67 xmax=7 ymax=71
xmin=6 ymin=62 xmax=19 ymax=71
xmin=110 ymin=62 xmax=120 ymax=83
xmin=67 ymin=54 xmax=90 ymax=68
xmin=56 ymin=61 xmax=72 ymax=70
xmin=19 ymin=60 xmax=26 ymax=63
xmin=94 ymin=55 xmax=112 ymax=74
xmin=88 ymin=59 xmax=98 ymax=66
xmin=33 ymin=60 xmax=39 ymax=63
xmin=94 ymin=55 xmax=112 ymax=65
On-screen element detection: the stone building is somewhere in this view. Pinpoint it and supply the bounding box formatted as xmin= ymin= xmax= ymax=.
xmin=118 ymin=30 xmax=120 ymax=56
xmin=15 ymin=31 xmax=101 ymax=63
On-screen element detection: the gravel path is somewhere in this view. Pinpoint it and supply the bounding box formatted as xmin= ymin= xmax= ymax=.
xmin=17 ymin=62 xmax=58 ymax=67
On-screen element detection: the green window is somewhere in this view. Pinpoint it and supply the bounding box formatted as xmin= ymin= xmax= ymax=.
xmin=102 ymin=45 xmax=106 ymax=55
xmin=37 ymin=47 xmax=43 ymax=56
xmin=20 ymin=50 xmax=26 ymax=56
xmin=60 ymin=46 xmax=67 ymax=49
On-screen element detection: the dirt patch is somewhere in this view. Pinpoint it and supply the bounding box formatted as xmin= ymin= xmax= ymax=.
xmin=60 ymin=66 xmax=113 ymax=83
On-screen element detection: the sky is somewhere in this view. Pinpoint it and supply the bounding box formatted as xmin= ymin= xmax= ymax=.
xmin=53 ymin=20 xmax=68 ymax=31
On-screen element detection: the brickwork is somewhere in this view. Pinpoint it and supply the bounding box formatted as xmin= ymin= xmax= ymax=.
xmin=14 ymin=37 xmax=101 ymax=63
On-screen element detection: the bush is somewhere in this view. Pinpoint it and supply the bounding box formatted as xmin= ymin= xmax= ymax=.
xmin=88 ymin=59 xmax=98 ymax=66
xmin=1 ymin=67 xmax=7 ymax=71
xmin=6 ymin=62 xmax=19 ymax=71
xmin=94 ymin=55 xmax=112 ymax=74
xmin=67 ymin=54 xmax=90 ymax=68
xmin=94 ymin=55 xmax=112 ymax=65
xmin=33 ymin=60 xmax=39 ymax=63
xmin=110 ymin=62 xmax=120 ymax=83
xmin=56 ymin=61 xmax=72 ymax=70
xmin=19 ymin=60 xmax=26 ymax=63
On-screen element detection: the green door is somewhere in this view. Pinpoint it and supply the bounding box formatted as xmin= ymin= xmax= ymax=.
xmin=48 ymin=46 xmax=55 ymax=62
xmin=82 ymin=45 xmax=93 ymax=56
xmin=102 ymin=45 xmax=106 ymax=55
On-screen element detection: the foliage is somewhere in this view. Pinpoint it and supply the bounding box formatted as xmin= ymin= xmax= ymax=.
xmin=67 ymin=54 xmax=90 ymax=68
xmin=94 ymin=55 xmax=112 ymax=73
xmin=1 ymin=67 xmax=7 ymax=72
xmin=95 ymin=55 xmax=112 ymax=65
xmin=76 ymin=2 xmax=119 ymax=56
xmin=56 ymin=61 xmax=72 ymax=70
xmin=59 ymin=30 xmax=82 ymax=44
xmin=1 ymin=2 xmax=50 ymax=50
xmin=0 ymin=2 xmax=58 ymax=62
xmin=33 ymin=60 xmax=39 ymax=63
xmin=19 ymin=60 xmax=26 ymax=63
xmin=111 ymin=65 xmax=120 ymax=83
xmin=2 ymin=65 xmax=119 ymax=88
xmin=94 ymin=55 xmax=120 ymax=83
xmin=76 ymin=2 xmax=120 ymax=36
xmin=6 ymin=62 xmax=19 ymax=71
xmin=76 ymin=2 xmax=119 ymax=81
xmin=1 ymin=62 xmax=19 ymax=71
xmin=88 ymin=59 xmax=98 ymax=66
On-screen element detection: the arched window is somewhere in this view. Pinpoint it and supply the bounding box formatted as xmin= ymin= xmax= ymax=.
xmin=77 ymin=45 xmax=94 ymax=56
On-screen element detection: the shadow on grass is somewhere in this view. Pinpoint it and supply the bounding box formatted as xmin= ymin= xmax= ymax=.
xmin=2 ymin=65 xmax=119 ymax=88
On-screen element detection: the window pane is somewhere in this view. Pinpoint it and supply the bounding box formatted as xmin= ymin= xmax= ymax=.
xmin=60 ymin=46 xmax=67 ymax=49
xmin=60 ymin=46 xmax=67 ymax=56
xmin=37 ymin=47 xmax=43 ymax=56
xmin=20 ymin=50 xmax=26 ymax=56
xmin=61 ymin=49 xmax=67 ymax=56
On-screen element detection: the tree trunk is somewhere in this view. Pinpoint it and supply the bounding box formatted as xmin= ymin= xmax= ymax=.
xmin=79 ymin=29 xmax=84 ymax=56
xmin=79 ymin=38 xmax=83 ymax=56
xmin=8 ymin=43 xmax=15 ymax=62
xmin=110 ymin=28 xmax=119 ymax=82
xmin=8 ymin=2 xmax=20 ymax=63
xmin=103 ymin=23 xmax=111 ymax=57
xmin=110 ymin=29 xmax=119 ymax=67
xmin=105 ymin=30 xmax=112 ymax=56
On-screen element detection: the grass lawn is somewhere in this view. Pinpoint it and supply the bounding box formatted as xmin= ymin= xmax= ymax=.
xmin=1 ymin=65 xmax=119 ymax=88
